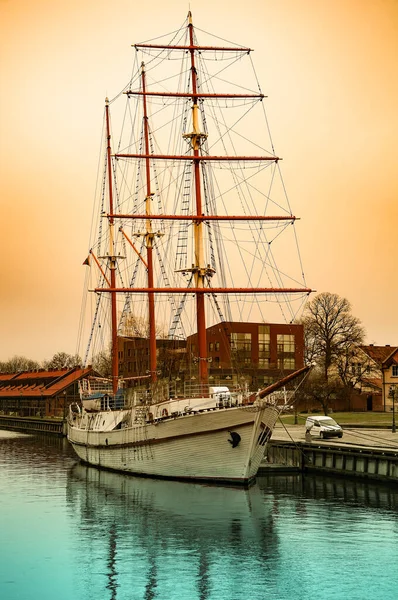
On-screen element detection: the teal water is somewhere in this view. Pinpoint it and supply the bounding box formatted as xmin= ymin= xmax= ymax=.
xmin=1 ymin=431 xmax=398 ymax=600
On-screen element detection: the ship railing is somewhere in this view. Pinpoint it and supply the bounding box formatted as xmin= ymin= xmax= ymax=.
xmin=182 ymin=382 xmax=212 ymax=398
xmin=78 ymin=377 xmax=115 ymax=398
xmin=178 ymin=383 xmax=246 ymax=408
xmin=102 ymin=394 xmax=125 ymax=411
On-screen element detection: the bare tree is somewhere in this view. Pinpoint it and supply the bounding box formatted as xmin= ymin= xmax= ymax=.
xmin=296 ymin=370 xmax=342 ymax=415
xmin=156 ymin=346 xmax=186 ymax=379
xmin=0 ymin=355 xmax=40 ymax=373
xmin=335 ymin=347 xmax=375 ymax=410
xmin=120 ymin=313 xmax=167 ymax=339
xmin=302 ymin=292 xmax=365 ymax=381
xmin=336 ymin=347 xmax=372 ymax=387
xmin=44 ymin=352 xmax=82 ymax=370
xmin=92 ymin=349 xmax=112 ymax=378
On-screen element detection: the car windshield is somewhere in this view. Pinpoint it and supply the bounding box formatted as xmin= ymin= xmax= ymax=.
xmin=321 ymin=418 xmax=338 ymax=426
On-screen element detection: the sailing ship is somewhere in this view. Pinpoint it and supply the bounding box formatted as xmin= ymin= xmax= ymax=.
xmin=67 ymin=12 xmax=311 ymax=484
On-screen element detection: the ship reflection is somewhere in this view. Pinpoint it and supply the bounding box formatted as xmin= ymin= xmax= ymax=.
xmin=66 ymin=465 xmax=398 ymax=599
xmin=106 ymin=524 xmax=118 ymax=600
xmin=66 ymin=465 xmax=279 ymax=599
xmin=144 ymin=556 xmax=157 ymax=600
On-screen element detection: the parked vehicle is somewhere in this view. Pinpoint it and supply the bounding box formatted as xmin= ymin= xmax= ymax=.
xmin=305 ymin=416 xmax=343 ymax=439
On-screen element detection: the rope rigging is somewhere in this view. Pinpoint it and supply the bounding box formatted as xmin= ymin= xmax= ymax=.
xmin=78 ymin=16 xmax=310 ymax=373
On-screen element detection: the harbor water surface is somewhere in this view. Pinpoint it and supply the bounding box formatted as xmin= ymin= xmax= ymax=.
xmin=1 ymin=430 xmax=398 ymax=600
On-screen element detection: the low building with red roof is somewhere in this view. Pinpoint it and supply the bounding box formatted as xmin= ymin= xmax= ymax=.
xmin=0 ymin=366 xmax=95 ymax=418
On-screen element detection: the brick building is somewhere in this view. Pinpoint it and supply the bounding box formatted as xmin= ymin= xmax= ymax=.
xmin=118 ymin=337 xmax=187 ymax=380
xmin=188 ymin=321 xmax=304 ymax=388
xmin=118 ymin=321 xmax=304 ymax=392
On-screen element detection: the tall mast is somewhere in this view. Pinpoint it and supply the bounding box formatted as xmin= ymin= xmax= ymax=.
xmin=187 ymin=11 xmax=208 ymax=384
xmin=141 ymin=63 xmax=157 ymax=384
xmin=105 ymin=99 xmax=119 ymax=395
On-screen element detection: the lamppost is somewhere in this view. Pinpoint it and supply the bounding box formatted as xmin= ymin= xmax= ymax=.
xmin=389 ymin=385 xmax=396 ymax=433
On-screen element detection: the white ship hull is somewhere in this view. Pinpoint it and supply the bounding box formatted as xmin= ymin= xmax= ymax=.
xmin=68 ymin=401 xmax=278 ymax=485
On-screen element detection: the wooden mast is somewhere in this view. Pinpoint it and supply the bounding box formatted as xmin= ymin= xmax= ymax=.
xmin=187 ymin=11 xmax=208 ymax=385
xmin=141 ymin=63 xmax=157 ymax=384
xmin=105 ymin=98 xmax=119 ymax=395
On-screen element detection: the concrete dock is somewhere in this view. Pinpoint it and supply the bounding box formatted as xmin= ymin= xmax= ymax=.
xmin=261 ymin=423 xmax=398 ymax=482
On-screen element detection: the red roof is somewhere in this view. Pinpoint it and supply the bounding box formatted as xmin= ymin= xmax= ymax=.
xmin=0 ymin=373 xmax=20 ymax=382
xmin=383 ymin=348 xmax=398 ymax=367
xmin=361 ymin=377 xmax=382 ymax=390
xmin=0 ymin=367 xmax=93 ymax=398
xmin=360 ymin=345 xmax=398 ymax=367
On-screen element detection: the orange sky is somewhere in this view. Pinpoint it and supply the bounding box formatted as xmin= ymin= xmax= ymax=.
xmin=1 ymin=0 xmax=397 ymax=362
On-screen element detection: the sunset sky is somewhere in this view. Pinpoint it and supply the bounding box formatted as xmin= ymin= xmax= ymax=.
xmin=1 ymin=0 xmax=397 ymax=363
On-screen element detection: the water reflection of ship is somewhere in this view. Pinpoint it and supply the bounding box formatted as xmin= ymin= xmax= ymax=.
xmin=66 ymin=464 xmax=279 ymax=598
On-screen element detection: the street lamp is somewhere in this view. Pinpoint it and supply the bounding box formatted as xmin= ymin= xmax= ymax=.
xmin=389 ymin=385 xmax=396 ymax=433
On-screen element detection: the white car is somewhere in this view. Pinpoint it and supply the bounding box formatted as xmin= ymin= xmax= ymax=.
xmin=305 ymin=416 xmax=343 ymax=439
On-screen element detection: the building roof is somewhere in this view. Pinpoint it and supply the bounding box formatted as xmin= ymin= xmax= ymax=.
xmin=382 ymin=348 xmax=398 ymax=368
xmin=361 ymin=377 xmax=382 ymax=391
xmin=0 ymin=366 xmax=93 ymax=398
xmin=360 ymin=345 xmax=398 ymax=367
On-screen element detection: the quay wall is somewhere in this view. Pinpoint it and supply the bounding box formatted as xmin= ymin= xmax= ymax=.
xmin=0 ymin=415 xmax=65 ymax=436
xmin=263 ymin=440 xmax=398 ymax=483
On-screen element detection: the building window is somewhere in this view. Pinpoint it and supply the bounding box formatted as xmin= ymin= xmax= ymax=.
xmin=277 ymin=334 xmax=295 ymax=353
xmin=259 ymin=326 xmax=270 ymax=367
xmin=258 ymin=358 xmax=270 ymax=367
xmin=209 ymin=342 xmax=214 ymax=351
xmin=277 ymin=334 xmax=295 ymax=370
xmin=231 ymin=333 xmax=251 ymax=351
xmin=281 ymin=357 xmax=296 ymax=369
xmin=215 ymin=342 xmax=220 ymax=351
xmin=231 ymin=333 xmax=251 ymax=364
xmin=351 ymin=363 xmax=358 ymax=375
xmin=392 ymin=365 xmax=398 ymax=377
